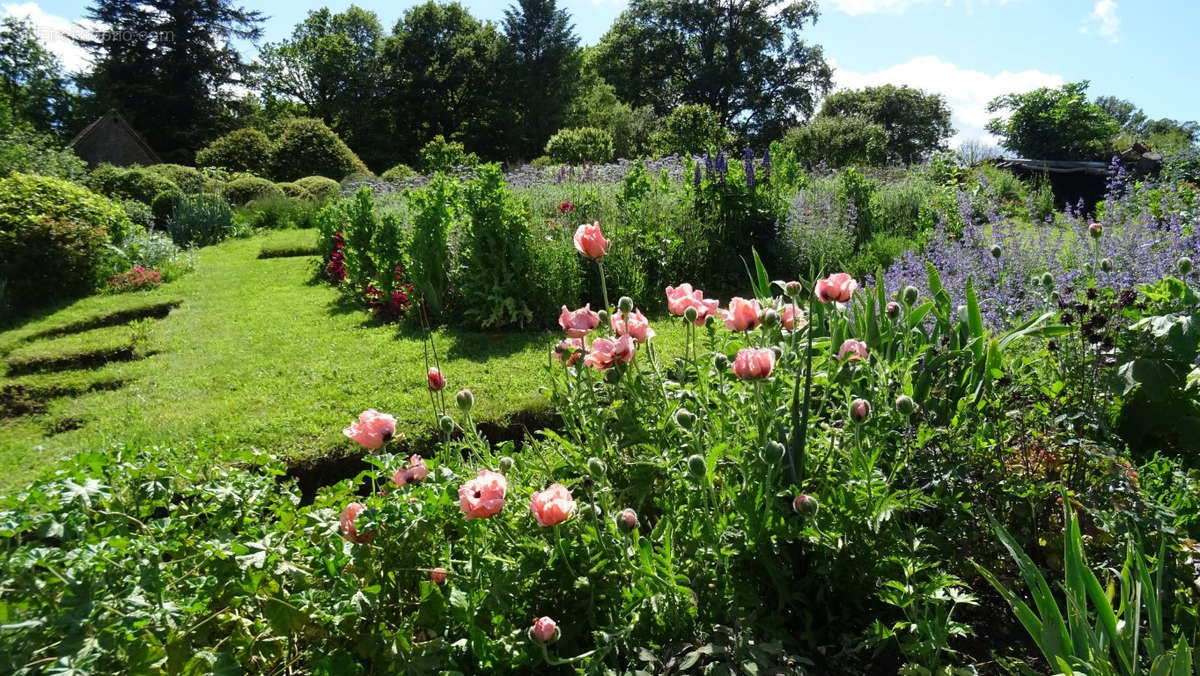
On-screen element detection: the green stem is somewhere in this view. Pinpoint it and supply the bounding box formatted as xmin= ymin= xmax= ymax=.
xmin=597 ymin=260 xmax=611 ymax=314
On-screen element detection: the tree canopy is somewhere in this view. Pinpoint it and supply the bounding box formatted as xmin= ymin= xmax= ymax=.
xmin=985 ymin=81 xmax=1119 ymax=160
xmin=0 ymin=17 xmax=75 ymax=135
xmin=817 ymin=85 xmax=952 ymax=164
xmin=502 ymin=0 xmax=582 ymax=160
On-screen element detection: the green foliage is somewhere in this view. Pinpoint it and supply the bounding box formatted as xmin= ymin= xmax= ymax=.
xmin=564 ymin=77 xmax=657 ymax=159
xmin=0 ymin=127 xmax=86 ymax=179
xmin=224 ymin=176 xmax=285 ymax=206
xmin=818 ymin=84 xmax=953 ymax=164
xmin=238 ymin=197 xmax=321 ymax=230
xmin=84 ymin=164 xmax=180 ymax=205
xmin=275 ymin=181 xmax=313 ymax=199
xmin=195 ymin=127 xmax=275 ymax=175
xmin=986 ymin=81 xmax=1121 ymax=160
xmin=0 ymin=173 xmax=132 ymax=313
xmin=270 ymin=117 xmax=369 ymax=182
xmin=145 ymin=164 xmax=206 ymax=193
xmin=0 ymin=17 xmax=74 ymax=133
xmin=502 ymin=0 xmax=583 ymax=159
xmin=408 ymin=174 xmax=460 ymax=317
xmin=294 ymin=175 xmax=341 ymax=201
xmin=150 ymin=188 xmax=186 ymax=229
xmin=120 ymin=198 xmax=154 ymax=231
xmin=544 ymin=126 xmax=615 ymax=164
xmin=782 ymin=116 xmax=889 ymax=168
xmin=380 ymin=162 xmax=417 ymax=182
xmin=649 ymin=103 xmax=730 ymax=157
xmin=837 ymin=166 xmax=880 ymax=247
xmin=167 ymin=193 xmax=235 ymax=248
xmin=418 ymin=135 xmax=480 ymax=174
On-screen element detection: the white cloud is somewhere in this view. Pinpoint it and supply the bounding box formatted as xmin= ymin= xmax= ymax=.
xmin=826 ymin=0 xmax=1016 ymax=15
xmin=831 ymin=55 xmax=1063 ymax=145
xmin=1080 ymin=0 xmax=1120 ymax=42
xmin=1 ymin=2 xmax=100 ymax=74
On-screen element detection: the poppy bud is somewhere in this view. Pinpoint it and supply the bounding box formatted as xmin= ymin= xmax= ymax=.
xmin=850 ymin=398 xmax=871 ymax=424
xmin=762 ymin=440 xmax=786 ymax=464
xmin=455 ymin=389 xmax=474 ymax=413
xmin=793 ymin=493 xmax=819 ymax=516
xmin=586 ymin=457 xmax=606 ymax=478
xmin=895 ymin=394 xmax=915 ymax=416
xmin=902 ymin=285 xmax=919 ymax=306
xmin=618 ymin=296 xmax=634 ymax=313
xmin=686 ymin=454 xmax=707 ymax=480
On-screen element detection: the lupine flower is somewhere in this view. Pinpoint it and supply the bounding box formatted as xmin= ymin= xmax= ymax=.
xmin=761 ymin=147 xmax=772 ymax=169
xmin=721 ymin=297 xmax=761 ymax=331
xmin=553 ymin=338 xmax=584 ymax=366
xmin=693 ymin=163 xmax=702 ymax=189
xmin=430 ymin=567 xmax=448 ymax=585
xmin=559 ymin=304 xmax=599 ymax=338
xmin=715 ymin=151 xmax=727 ymax=174
xmin=573 ymin=222 xmax=610 ymax=259
xmin=744 ymin=146 xmax=755 ymax=191
xmin=339 ymin=502 xmax=374 ymax=543
xmin=732 ymin=347 xmax=776 ymax=380
xmin=530 ymin=483 xmax=576 ymax=527
xmin=427 ymin=367 xmax=446 ymax=391
xmin=343 ymin=409 xmax=397 ymax=450
xmin=459 ymin=470 xmax=507 ymax=520
xmin=392 ymin=454 xmax=429 ymax=487
xmin=585 ymin=334 xmax=636 ymax=369
xmin=781 ymin=304 xmax=807 ymax=331
xmin=815 ymin=273 xmax=858 ymax=303
xmin=531 ymin=617 xmax=559 ymax=643
xmin=838 ymin=339 xmax=869 ymax=362
xmin=611 ymin=309 xmax=655 ymax=342
xmin=705 ymin=153 xmax=714 ymax=176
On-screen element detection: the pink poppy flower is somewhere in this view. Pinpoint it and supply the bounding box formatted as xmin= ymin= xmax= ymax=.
xmin=531 ymin=616 xmax=559 ymax=643
xmin=458 ymin=470 xmax=508 ymax=520
xmin=573 ymin=222 xmax=609 ymax=259
xmin=430 ymin=567 xmax=448 ymax=585
xmin=339 ymin=502 xmax=374 ymax=543
xmin=552 ymin=338 xmax=584 ymax=366
xmin=530 ymin=483 xmax=576 ymax=527
xmin=815 ymin=273 xmax=858 ymax=304
xmin=611 ymin=309 xmax=655 ymax=343
xmin=666 ymin=284 xmax=720 ymax=324
xmin=782 ymin=304 xmax=807 ymax=331
xmin=584 ymin=334 xmax=636 ymax=369
xmin=720 ymin=297 xmax=761 ymax=331
xmin=427 ymin=367 xmax=446 ymax=391
xmin=837 ymin=339 xmax=869 ymax=362
xmin=732 ymin=347 xmax=776 ymax=380
xmin=392 ymin=454 xmax=429 ymax=488
xmin=343 ymin=409 xmax=397 ymax=450
xmin=558 ymin=304 xmax=599 ymax=338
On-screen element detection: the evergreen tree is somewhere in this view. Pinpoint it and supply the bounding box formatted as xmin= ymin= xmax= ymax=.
xmin=502 ymin=0 xmax=581 ymax=160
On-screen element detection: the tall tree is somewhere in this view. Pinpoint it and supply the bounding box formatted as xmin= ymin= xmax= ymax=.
xmin=817 ymin=85 xmax=953 ymax=164
xmin=591 ymin=0 xmax=832 ymax=142
xmin=0 ymin=17 xmax=75 ymax=135
xmin=74 ymin=0 xmax=264 ymax=162
xmin=501 ymin=0 xmax=581 ymax=159
xmin=986 ymin=82 xmax=1120 ymax=160
xmin=381 ymin=2 xmax=510 ymax=162
xmin=257 ymin=6 xmax=388 ymax=169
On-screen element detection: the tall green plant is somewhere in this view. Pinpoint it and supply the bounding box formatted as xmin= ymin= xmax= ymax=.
xmin=409 ymin=174 xmax=460 ymax=319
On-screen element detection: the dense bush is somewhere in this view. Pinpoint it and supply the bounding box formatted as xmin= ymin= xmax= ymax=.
xmin=84 ymin=164 xmax=180 ymax=205
xmin=238 ymin=197 xmax=321 ymax=230
xmin=276 ymin=181 xmax=313 ymax=199
xmin=119 ymin=229 xmax=194 ymax=281
xmin=194 ymin=127 xmax=274 ymax=175
xmin=544 ymin=127 xmax=615 ymax=164
xmin=986 ymin=81 xmax=1120 ymax=160
xmin=782 ymin=116 xmax=889 ymax=168
xmin=649 ymin=103 xmax=729 ymax=157
xmin=0 ymin=173 xmax=133 ymax=313
xmin=270 ymin=118 xmax=369 ymax=182
xmin=294 ymin=175 xmax=341 ymax=200
xmin=381 ymin=162 xmax=417 ymax=182
xmin=408 ymin=174 xmax=459 ymax=319
xmin=167 ymin=193 xmax=235 ymax=248
xmin=146 ymin=163 xmax=206 ymax=193
xmin=418 ymin=135 xmax=479 ymax=174
xmin=120 ymin=198 xmax=155 ymax=231
xmin=223 ymin=176 xmax=285 ymax=206
xmin=0 ymin=127 xmax=87 ymax=180
xmin=317 ymin=187 xmax=415 ymax=321
xmin=150 ymin=188 xmax=186 ymax=229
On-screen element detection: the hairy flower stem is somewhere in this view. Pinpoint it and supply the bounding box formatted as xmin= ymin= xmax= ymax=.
xmin=789 ymin=291 xmax=818 ymax=485
xmin=597 ymin=260 xmax=611 ymax=314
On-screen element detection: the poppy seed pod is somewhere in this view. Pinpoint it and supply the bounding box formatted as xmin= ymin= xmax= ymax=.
xmin=586 ymin=457 xmax=607 ymax=478
xmin=895 ymin=394 xmax=915 ymax=417
xmin=902 ymin=285 xmax=919 ymax=306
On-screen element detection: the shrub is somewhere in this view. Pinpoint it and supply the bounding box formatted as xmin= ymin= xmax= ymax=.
xmin=294 ymin=175 xmax=340 ymax=201
xmin=238 ymin=197 xmax=320 ymax=230
xmin=985 ymin=81 xmax=1120 ymax=160
xmin=544 ymin=127 xmax=614 ymax=165
xmin=146 ymin=164 xmax=206 ymax=193
xmin=121 ymin=199 xmax=155 ymax=231
xmin=0 ymin=173 xmax=133 ymax=313
xmin=85 ymin=164 xmax=180 ymax=205
xmin=780 ymin=182 xmax=856 ymax=278
xmin=119 ymin=229 xmax=193 ymax=282
xmin=105 ymin=266 xmax=162 ymax=293
xmin=167 ymin=194 xmax=235 ymax=248
xmin=381 ymin=163 xmax=417 ymax=182
xmin=224 ymin=176 xmax=284 ymax=206
xmin=151 ymin=188 xmax=186 ymax=228
xmin=195 ymin=127 xmax=274 ymax=175
xmin=649 ymin=103 xmax=729 ymax=157
xmin=783 ymin=117 xmax=889 ymax=168
xmin=276 ymin=182 xmax=313 ymax=199
xmin=408 ymin=174 xmax=460 ymax=318
xmin=417 ymin=135 xmax=479 ymax=174
xmin=0 ymin=127 xmax=87 ymax=180
xmin=270 ymin=118 xmax=369 ymax=182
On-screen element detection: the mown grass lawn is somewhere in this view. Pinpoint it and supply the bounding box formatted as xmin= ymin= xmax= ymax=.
xmin=0 ymin=229 xmax=687 ymax=492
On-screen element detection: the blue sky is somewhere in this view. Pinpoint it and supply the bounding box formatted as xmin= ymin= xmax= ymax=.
xmin=4 ymin=0 xmax=1197 ymax=145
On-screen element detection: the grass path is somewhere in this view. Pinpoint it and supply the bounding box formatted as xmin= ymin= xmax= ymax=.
xmin=0 ymin=229 xmax=687 ymax=492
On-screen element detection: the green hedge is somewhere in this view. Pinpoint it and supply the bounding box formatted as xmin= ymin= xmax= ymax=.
xmin=270 ymin=118 xmax=369 ymax=182
xmin=84 ymin=165 xmax=180 ymax=205
xmin=294 ymin=175 xmax=340 ymax=201
xmin=224 ymin=177 xmax=284 ymax=206
xmin=195 ymin=128 xmax=274 ymax=176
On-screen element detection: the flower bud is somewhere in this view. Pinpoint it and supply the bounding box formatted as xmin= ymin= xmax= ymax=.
xmin=885 ymin=301 xmax=900 ymax=319
xmin=1088 ymin=222 xmax=1103 ymax=239
xmin=616 ymin=508 xmax=638 ymax=532
xmin=586 ymin=456 xmax=607 ymax=478
xmin=673 ymin=408 xmax=696 ymax=429
xmin=498 ymin=456 xmax=515 ymax=472
xmin=455 ymin=389 xmax=474 ymax=413
xmin=990 ymin=244 xmax=1002 ymax=259
xmin=704 ymin=314 xmax=717 ymax=328
xmin=902 ymin=285 xmax=919 ymax=306
xmin=618 ymin=296 xmax=634 ymax=313
xmin=1178 ymin=257 xmax=1193 ymax=275
xmin=850 ymin=398 xmax=871 ymax=424
xmin=686 ymin=454 xmax=707 ymax=480
xmin=771 ymin=345 xmax=783 ymax=361
xmin=438 ymin=414 xmax=454 ymax=434
xmin=785 ymin=281 xmax=802 ymax=298
xmin=895 ymin=394 xmax=915 ymax=417
xmin=597 ymin=309 xmax=609 ymax=325
xmin=430 ymin=567 xmax=448 ymax=585
xmin=1100 ymin=257 xmax=1113 ymax=272
xmin=530 ymin=617 xmax=559 ymax=643
xmin=427 ymin=367 xmax=446 ymax=391
xmin=761 ymin=309 xmax=780 ymax=328
xmin=793 ymin=493 xmax=819 ymax=516
xmin=762 ymin=440 xmax=786 ymax=464
xmin=713 ymin=353 xmax=729 ymax=371
xmin=1040 ymin=272 xmax=1054 ymax=289
xmin=683 ymin=306 xmax=698 ymax=323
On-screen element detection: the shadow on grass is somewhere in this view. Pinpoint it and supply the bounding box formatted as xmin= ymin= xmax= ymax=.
xmin=438 ymin=329 xmax=550 ymax=361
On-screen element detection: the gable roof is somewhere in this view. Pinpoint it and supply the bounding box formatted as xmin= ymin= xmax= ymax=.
xmin=69 ymin=109 xmax=161 ymax=167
